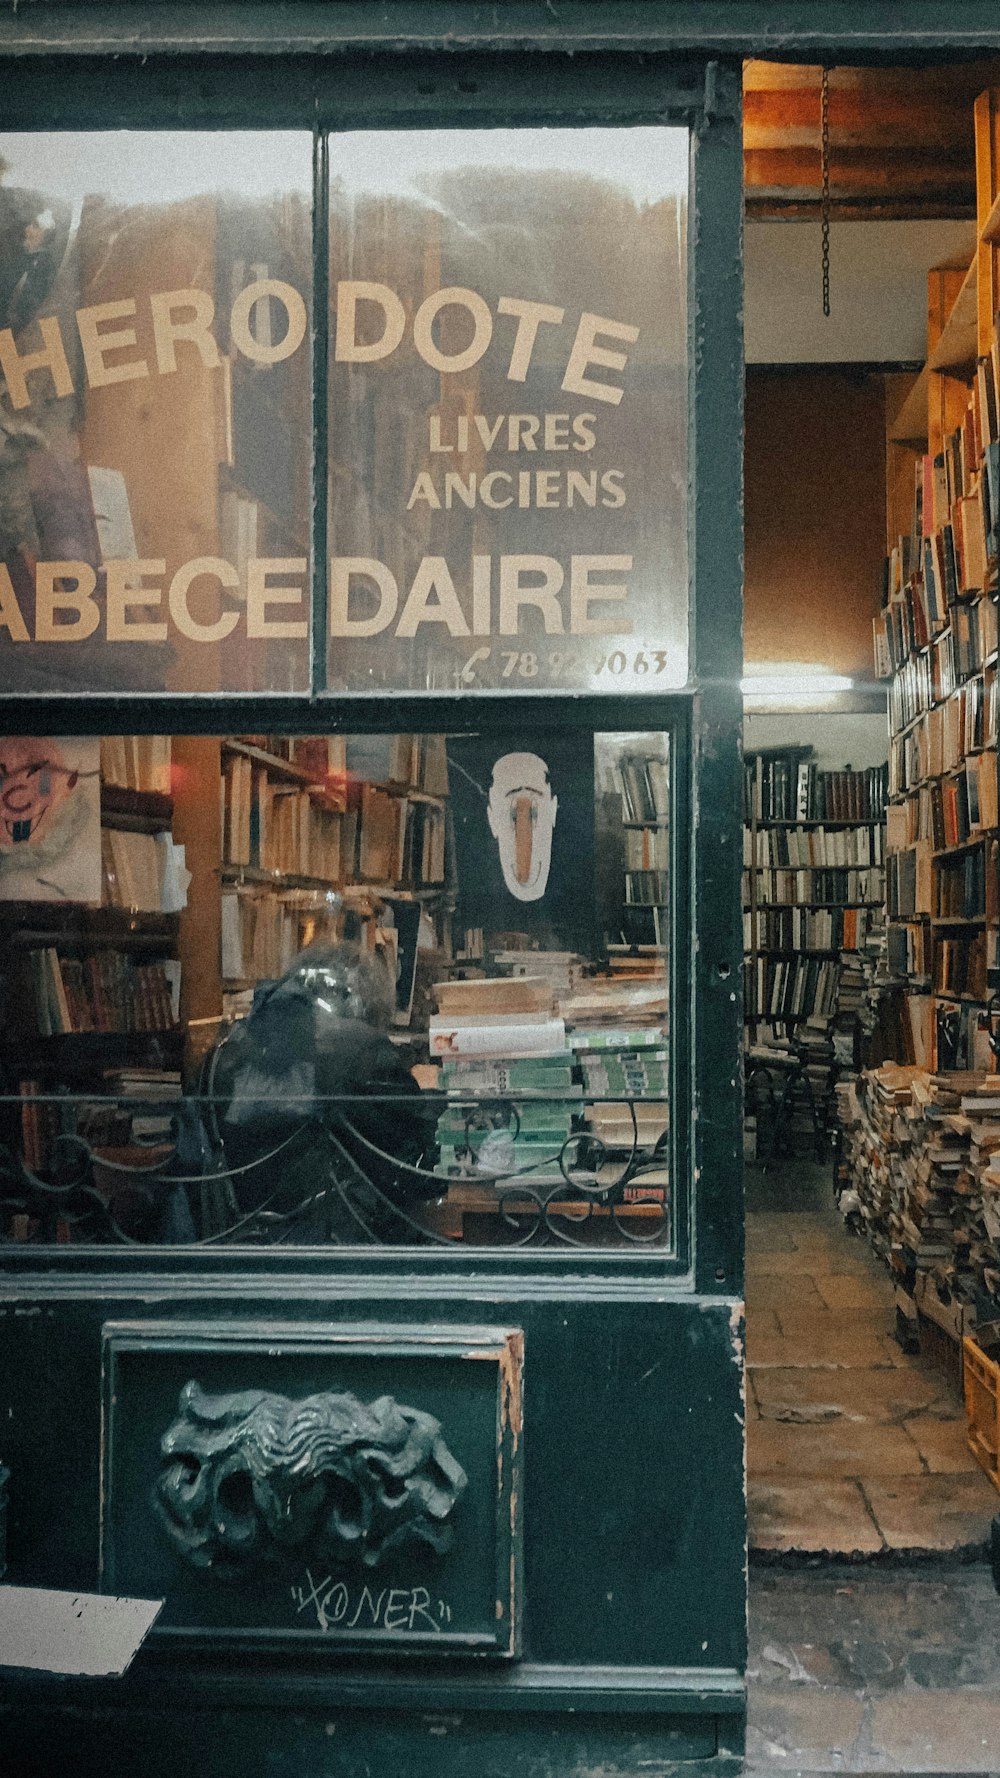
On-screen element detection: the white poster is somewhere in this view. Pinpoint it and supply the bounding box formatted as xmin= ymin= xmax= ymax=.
xmin=0 ymin=735 xmax=102 ymax=902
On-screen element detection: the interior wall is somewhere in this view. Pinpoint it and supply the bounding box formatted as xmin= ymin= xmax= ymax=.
xmin=745 ymin=219 xmax=974 ymax=363
xmin=743 ymin=710 xmax=888 ymax=770
xmin=744 ymin=367 xmax=887 ymax=682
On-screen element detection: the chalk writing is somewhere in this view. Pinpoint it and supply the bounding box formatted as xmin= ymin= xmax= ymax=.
xmin=290 ymin=1569 xmax=453 ymax=1635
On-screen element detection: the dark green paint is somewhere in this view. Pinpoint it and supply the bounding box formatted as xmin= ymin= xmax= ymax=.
xmin=101 ymin=1321 xmax=522 ymax=1654
xmin=0 ymin=1700 xmax=744 ymax=1778
xmin=0 ymin=2 xmax=999 ymax=57
xmin=5 ymin=2 xmax=992 ymax=1771
xmin=0 ymin=1288 xmax=745 ymax=1674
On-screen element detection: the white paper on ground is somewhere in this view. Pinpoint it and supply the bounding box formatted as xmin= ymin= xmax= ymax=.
xmin=0 ymin=1585 xmax=163 ymax=1676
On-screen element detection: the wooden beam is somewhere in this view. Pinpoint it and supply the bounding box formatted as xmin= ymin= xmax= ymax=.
xmin=744 ymin=88 xmax=974 ymax=151
xmin=744 ymin=145 xmax=975 ymax=201
xmin=746 ymin=198 xmax=977 ymax=221
xmin=744 ymin=59 xmax=1000 ymax=98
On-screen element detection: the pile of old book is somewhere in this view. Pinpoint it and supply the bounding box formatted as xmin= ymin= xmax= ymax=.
xmin=427 ymin=970 xmax=669 ymax=1188
xmin=429 ymin=974 xmax=577 ymax=1182
xmin=836 ymin=1063 xmax=1000 ymax=1345
xmin=558 ymin=980 xmax=668 ymax=1155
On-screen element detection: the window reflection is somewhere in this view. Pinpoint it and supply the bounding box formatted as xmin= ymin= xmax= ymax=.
xmin=0 ymin=730 xmax=671 ymax=1251
xmin=327 ymin=127 xmax=689 ymax=695
xmin=0 ymin=133 xmax=312 ymax=693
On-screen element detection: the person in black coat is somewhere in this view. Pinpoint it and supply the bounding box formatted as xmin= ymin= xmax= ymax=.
xmin=205 ymin=941 xmax=440 ymax=1243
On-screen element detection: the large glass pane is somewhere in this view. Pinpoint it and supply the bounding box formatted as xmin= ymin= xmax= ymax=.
xmin=0 ymin=728 xmax=672 ymax=1252
xmin=0 ymin=133 xmax=312 ymax=694
xmin=327 ymin=128 xmax=688 ymax=694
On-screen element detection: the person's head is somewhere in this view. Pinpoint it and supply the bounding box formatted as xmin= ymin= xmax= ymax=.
xmin=486 ymin=751 xmax=558 ymax=901
xmin=281 ymin=940 xmax=395 ymax=1031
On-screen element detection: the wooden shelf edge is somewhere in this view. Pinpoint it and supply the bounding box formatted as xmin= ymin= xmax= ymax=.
xmin=927 ymin=258 xmax=978 ymax=375
xmin=888 ymin=364 xmax=929 ymax=445
xmin=982 ymin=188 xmax=1000 ymax=248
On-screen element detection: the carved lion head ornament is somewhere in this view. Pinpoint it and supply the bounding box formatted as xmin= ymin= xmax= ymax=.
xmin=154 ymin=1380 xmax=468 ymax=1579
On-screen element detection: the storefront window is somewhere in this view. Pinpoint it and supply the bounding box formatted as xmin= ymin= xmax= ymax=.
xmin=0 ymin=132 xmax=313 ymax=693
xmin=0 ymin=125 xmax=689 ymax=701
xmin=327 ymin=127 xmax=689 ymax=695
xmin=0 ymin=728 xmax=673 ymax=1251
xmin=0 ymin=129 xmax=688 ymax=1254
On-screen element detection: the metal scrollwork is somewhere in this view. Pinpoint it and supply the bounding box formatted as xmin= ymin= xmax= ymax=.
xmin=154 ymin=1380 xmax=468 ymax=1580
xmin=1 ymin=1086 xmax=670 ymax=1248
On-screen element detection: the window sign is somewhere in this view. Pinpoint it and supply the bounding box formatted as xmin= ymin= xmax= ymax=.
xmin=0 ymin=133 xmax=313 ymax=694
xmin=327 ymin=128 xmax=689 ymax=695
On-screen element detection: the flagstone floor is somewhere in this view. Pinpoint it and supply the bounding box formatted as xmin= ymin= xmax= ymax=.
xmin=747 ymin=1561 xmax=1000 ymax=1773
xmin=746 ymin=1160 xmax=999 ymax=1554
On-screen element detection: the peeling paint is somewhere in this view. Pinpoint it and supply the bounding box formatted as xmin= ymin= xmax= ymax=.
xmin=497 ymin=1330 xmax=524 ymax=1442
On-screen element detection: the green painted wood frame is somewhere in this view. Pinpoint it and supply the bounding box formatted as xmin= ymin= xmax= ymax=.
xmin=5 ymin=6 xmax=996 ymax=1773
xmin=0 ymin=38 xmax=748 ymax=1771
xmin=0 ymin=46 xmax=745 ymax=1294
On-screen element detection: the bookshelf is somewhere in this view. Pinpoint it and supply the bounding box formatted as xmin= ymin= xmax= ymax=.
xmin=876 ymin=85 xmax=1000 ymax=1073
xmin=743 ymin=747 xmax=887 ymax=1033
xmin=0 ymin=737 xmax=186 ymax=1198
xmin=613 ymin=749 xmax=669 ymax=951
xmin=218 ymin=734 xmax=454 ymax=1021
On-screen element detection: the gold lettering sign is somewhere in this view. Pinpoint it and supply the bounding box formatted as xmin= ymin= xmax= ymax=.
xmin=0 ymin=131 xmax=314 ymax=695
xmin=326 ymin=126 xmax=689 ymax=694
xmin=0 ymin=128 xmax=688 ymax=697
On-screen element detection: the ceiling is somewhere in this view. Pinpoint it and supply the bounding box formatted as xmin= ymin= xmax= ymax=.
xmin=744 ymin=60 xmax=1000 ymax=220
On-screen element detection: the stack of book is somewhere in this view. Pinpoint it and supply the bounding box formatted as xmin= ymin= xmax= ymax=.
xmin=835 ymin=1065 xmax=916 ymax=1263
xmin=607 ymin=945 xmax=667 ymax=983
xmin=429 ymin=977 xmax=575 ymax=1182
xmin=493 ymin=950 xmax=585 ymax=1000
xmin=745 ymin=954 xmax=841 ymax=1024
xmin=102 ymin=1066 xmax=183 ymax=1144
xmin=745 ymin=752 xmax=888 ymax=823
xmin=221 ymin=886 xmax=340 ymax=986
xmin=749 ymin=905 xmax=881 ymax=952
xmin=17 ymin=1066 xmax=181 ymax=1175
xmin=617 ymin=754 xmax=669 ymax=825
xmin=101 ymin=829 xmax=166 ymax=913
xmin=836 ymin=1065 xmax=1000 ymax=1344
xmin=559 ymin=982 xmax=668 ymax=1153
xmin=222 ymin=757 xmax=343 ymax=881
xmin=17 ymin=1081 xmax=64 ymax=1177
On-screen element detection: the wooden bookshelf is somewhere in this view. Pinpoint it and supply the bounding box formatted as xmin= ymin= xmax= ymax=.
xmin=221 ymin=738 xmax=316 ymax=785
xmin=100 ymin=786 xmax=174 ymax=835
xmin=612 ymin=751 xmax=670 ymax=951
xmin=218 ymin=733 xmax=455 ymax=1016
xmin=877 ymin=85 xmax=1000 ymax=1070
xmin=0 ymin=905 xmax=179 ymax=950
xmin=743 ymin=747 xmax=887 ymax=1046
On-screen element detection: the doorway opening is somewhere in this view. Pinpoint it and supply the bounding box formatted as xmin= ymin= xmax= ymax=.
xmin=742 ymin=56 xmax=1000 ymax=1773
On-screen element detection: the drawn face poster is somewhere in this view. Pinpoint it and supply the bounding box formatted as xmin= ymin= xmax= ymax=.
xmin=447 ymin=729 xmax=595 ymax=955
xmin=0 ymin=735 xmax=101 ymax=902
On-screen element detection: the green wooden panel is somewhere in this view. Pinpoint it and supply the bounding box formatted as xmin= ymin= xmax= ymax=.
xmin=0 ymin=1696 xmax=743 ymax=1778
xmin=100 ymin=1320 xmax=522 ymax=1654
xmin=0 ymin=1286 xmax=746 ymax=1677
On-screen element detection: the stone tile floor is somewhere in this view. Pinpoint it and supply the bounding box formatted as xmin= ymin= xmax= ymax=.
xmin=745 ymin=1161 xmax=1000 ymax=1771
xmin=747 ymin=1563 xmax=1000 ymax=1773
xmin=746 ymin=1161 xmax=998 ymax=1555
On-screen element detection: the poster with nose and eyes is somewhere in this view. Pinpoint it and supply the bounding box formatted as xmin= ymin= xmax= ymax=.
xmin=0 ymin=736 xmax=101 ymax=902
xmin=447 ymin=730 xmax=595 ymax=955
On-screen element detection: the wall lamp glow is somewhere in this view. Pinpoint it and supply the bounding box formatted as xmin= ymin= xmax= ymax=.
xmin=741 ymin=667 xmax=854 ymax=707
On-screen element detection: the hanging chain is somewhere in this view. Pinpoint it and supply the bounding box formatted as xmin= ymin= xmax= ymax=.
xmin=821 ymin=65 xmax=831 ymax=318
